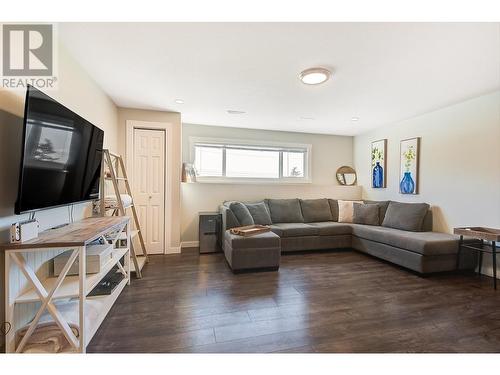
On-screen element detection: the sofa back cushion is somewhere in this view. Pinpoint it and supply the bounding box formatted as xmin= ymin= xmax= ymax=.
xmin=266 ymin=199 xmax=304 ymax=223
xmin=328 ymin=199 xmax=339 ymax=222
xmin=229 ymin=202 xmax=254 ymax=226
xmin=382 ymin=201 xmax=430 ymax=232
xmin=245 ymin=202 xmax=272 ymax=225
xmin=353 ymin=203 xmax=380 ymax=226
xmin=300 ymin=199 xmax=333 ymax=222
xmin=363 ymin=200 xmax=390 ymax=225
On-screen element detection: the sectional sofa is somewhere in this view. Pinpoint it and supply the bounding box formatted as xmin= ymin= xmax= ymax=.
xmin=220 ymin=198 xmax=477 ymax=273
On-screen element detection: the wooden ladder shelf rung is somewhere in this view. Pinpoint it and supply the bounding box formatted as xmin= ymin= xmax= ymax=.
xmin=99 ymin=149 xmax=149 ymax=278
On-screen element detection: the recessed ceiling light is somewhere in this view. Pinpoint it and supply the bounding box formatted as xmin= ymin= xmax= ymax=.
xmin=300 ymin=116 xmax=315 ymax=120
xmin=227 ymin=110 xmax=246 ymax=115
xmin=351 ymin=117 xmax=360 ymax=122
xmin=299 ymin=67 xmax=332 ymax=85
xmin=174 ymin=99 xmax=184 ymax=104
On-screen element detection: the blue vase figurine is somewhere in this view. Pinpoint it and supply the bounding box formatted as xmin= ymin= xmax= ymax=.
xmin=400 ymin=171 xmax=415 ymax=194
xmin=372 ymin=162 xmax=384 ymax=188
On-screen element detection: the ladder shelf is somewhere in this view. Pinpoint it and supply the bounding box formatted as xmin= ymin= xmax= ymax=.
xmin=99 ymin=149 xmax=149 ymax=278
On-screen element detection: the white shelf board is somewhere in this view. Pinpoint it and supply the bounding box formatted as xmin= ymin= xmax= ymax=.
xmin=85 ymin=277 xmax=128 ymax=345
xmin=104 ymin=204 xmax=133 ymax=211
xmin=116 ymin=230 xmax=139 ymax=240
xmin=131 ymin=255 xmax=147 ymax=273
xmin=15 ymin=248 xmax=129 ymax=304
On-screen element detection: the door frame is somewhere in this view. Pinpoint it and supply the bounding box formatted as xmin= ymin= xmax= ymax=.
xmin=126 ymin=120 xmax=173 ymax=254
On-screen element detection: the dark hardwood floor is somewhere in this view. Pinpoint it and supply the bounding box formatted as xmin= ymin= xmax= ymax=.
xmin=88 ymin=250 xmax=500 ymax=353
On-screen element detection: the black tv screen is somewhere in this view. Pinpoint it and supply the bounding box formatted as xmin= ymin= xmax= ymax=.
xmin=15 ymin=85 xmax=104 ymax=214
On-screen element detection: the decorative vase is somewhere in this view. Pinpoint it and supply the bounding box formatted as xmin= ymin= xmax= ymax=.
xmin=372 ymin=161 xmax=384 ymax=188
xmin=400 ymin=171 xmax=415 ymax=194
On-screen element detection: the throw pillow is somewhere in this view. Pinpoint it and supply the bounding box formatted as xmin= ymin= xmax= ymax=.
xmin=328 ymin=199 xmax=339 ymax=222
xmin=363 ymin=200 xmax=390 ymax=225
xmin=353 ymin=203 xmax=380 ymax=226
xmin=266 ymin=199 xmax=304 ymax=223
xmin=245 ymin=202 xmax=272 ymax=225
xmin=337 ymin=200 xmax=361 ymax=223
xmin=382 ymin=201 xmax=430 ymax=232
xmin=300 ymin=199 xmax=333 ymax=222
xmin=229 ymin=201 xmax=254 ymax=226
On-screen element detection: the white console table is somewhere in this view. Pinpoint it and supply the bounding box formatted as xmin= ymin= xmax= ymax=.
xmin=2 ymin=216 xmax=131 ymax=353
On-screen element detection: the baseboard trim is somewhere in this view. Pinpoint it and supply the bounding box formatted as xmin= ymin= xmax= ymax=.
xmin=167 ymin=246 xmax=181 ymax=254
xmin=181 ymin=241 xmax=199 ymax=248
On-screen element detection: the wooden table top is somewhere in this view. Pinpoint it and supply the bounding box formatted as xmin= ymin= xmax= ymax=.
xmin=454 ymin=227 xmax=500 ymax=242
xmin=0 ymin=216 xmax=130 ymax=250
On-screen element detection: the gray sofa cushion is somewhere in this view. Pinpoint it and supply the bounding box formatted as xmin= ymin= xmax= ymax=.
xmin=300 ymin=199 xmax=333 ymax=222
xmin=352 ymin=236 xmax=476 ymax=273
xmin=352 ymin=203 xmax=379 ymax=226
xmin=245 ymin=202 xmax=272 ymax=225
xmin=351 ymin=224 xmax=459 ymax=256
xmin=266 ymin=199 xmax=304 ymax=223
xmin=363 ymin=200 xmax=390 ymax=225
xmin=307 ymin=222 xmax=352 ymax=236
xmin=229 ymin=201 xmax=254 ymax=226
xmin=328 ymin=199 xmax=339 ymax=222
xmin=269 ymin=223 xmax=320 ymax=237
xmin=382 ymin=201 xmax=430 ymax=232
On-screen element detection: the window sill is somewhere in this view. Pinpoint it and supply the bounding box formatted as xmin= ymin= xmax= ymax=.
xmin=191 ymin=177 xmax=312 ymax=185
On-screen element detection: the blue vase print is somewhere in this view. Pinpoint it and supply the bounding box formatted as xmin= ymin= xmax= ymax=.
xmin=372 ymin=161 xmax=384 ymax=188
xmin=400 ymin=171 xmax=415 ymax=194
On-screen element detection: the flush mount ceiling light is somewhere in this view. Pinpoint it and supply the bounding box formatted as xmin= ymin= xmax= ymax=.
xmin=300 ymin=116 xmax=315 ymax=120
xmin=299 ymin=67 xmax=332 ymax=85
xmin=351 ymin=117 xmax=360 ymax=122
xmin=227 ymin=110 xmax=246 ymax=115
xmin=174 ymin=99 xmax=184 ymax=104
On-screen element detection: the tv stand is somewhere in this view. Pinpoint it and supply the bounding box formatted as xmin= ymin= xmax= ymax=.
xmin=2 ymin=216 xmax=131 ymax=353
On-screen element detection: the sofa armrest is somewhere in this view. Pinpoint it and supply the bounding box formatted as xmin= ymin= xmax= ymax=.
xmin=220 ymin=204 xmax=240 ymax=234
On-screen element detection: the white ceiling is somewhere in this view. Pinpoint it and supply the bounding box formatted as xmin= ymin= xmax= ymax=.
xmin=60 ymin=23 xmax=500 ymax=136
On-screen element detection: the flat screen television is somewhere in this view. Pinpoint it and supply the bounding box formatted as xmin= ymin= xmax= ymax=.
xmin=15 ymin=85 xmax=104 ymax=214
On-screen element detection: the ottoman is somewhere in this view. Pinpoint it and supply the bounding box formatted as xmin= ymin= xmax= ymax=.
xmin=223 ymin=230 xmax=281 ymax=272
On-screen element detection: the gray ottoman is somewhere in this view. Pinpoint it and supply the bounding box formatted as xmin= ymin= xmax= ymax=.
xmin=223 ymin=230 xmax=281 ymax=272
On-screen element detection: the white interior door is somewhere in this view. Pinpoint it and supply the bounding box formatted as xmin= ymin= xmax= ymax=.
xmin=133 ymin=128 xmax=165 ymax=254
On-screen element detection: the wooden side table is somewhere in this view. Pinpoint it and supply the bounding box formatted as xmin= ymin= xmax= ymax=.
xmin=454 ymin=227 xmax=500 ymax=290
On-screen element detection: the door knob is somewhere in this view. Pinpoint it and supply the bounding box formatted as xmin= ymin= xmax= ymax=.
xmin=149 ymin=195 xmax=152 ymax=199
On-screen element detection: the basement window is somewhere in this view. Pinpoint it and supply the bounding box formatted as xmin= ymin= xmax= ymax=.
xmin=191 ymin=137 xmax=312 ymax=183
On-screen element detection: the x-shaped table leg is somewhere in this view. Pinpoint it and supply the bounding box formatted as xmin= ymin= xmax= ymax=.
xmin=10 ymin=248 xmax=82 ymax=352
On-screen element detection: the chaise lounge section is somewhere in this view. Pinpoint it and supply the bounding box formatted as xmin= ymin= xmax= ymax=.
xmin=220 ymin=198 xmax=477 ymax=273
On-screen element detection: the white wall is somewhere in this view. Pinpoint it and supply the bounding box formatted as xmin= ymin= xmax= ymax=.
xmin=181 ymin=123 xmax=361 ymax=244
xmin=354 ymin=91 xmax=500 ymax=276
xmin=0 ymin=41 xmax=119 ymax=351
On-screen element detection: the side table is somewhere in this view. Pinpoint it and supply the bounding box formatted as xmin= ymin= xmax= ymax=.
xmin=199 ymin=212 xmax=222 ymax=254
xmin=454 ymin=227 xmax=500 ymax=290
